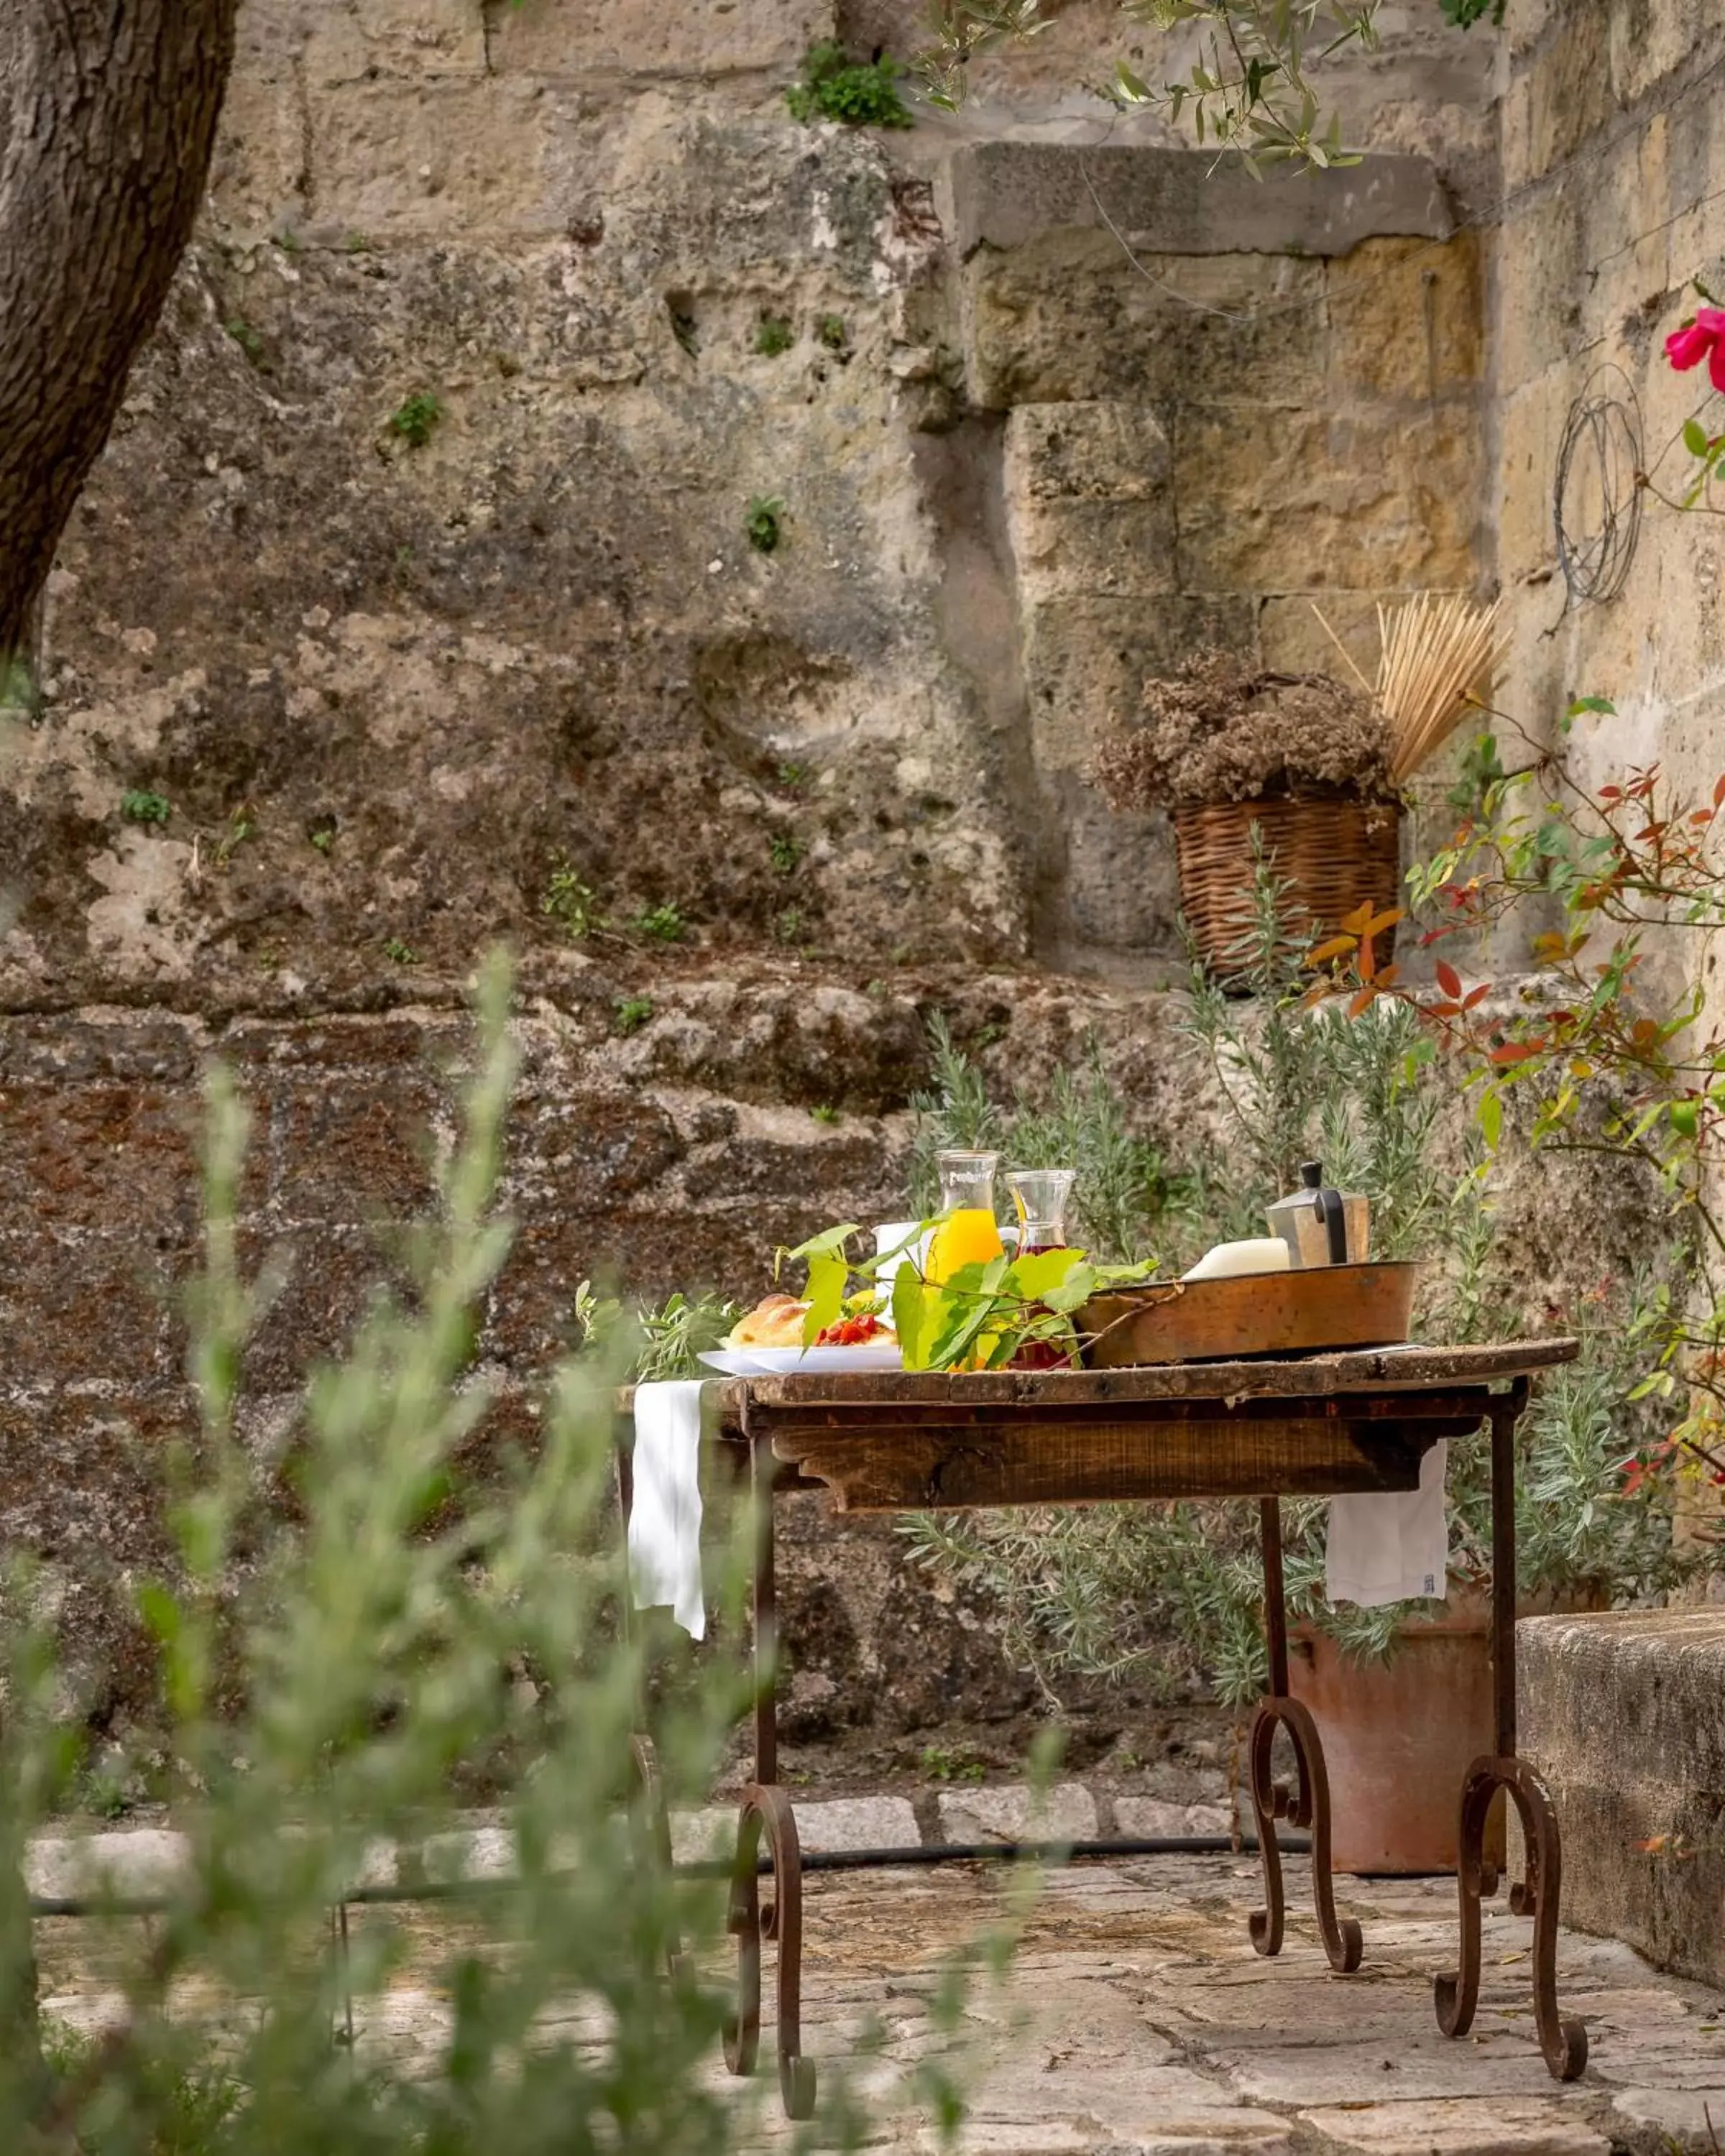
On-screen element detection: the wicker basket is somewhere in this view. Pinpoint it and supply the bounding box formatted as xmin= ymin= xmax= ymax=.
xmin=1174 ymin=796 xmax=1402 ymax=977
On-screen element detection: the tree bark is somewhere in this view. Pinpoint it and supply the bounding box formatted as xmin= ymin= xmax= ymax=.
xmin=0 ymin=0 xmax=240 ymax=673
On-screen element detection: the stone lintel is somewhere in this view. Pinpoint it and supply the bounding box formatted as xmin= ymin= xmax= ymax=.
xmin=942 ymin=142 xmax=1454 ymax=260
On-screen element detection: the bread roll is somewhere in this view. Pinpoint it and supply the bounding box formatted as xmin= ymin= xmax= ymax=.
xmin=725 ymin=1293 xmax=811 ymax=1350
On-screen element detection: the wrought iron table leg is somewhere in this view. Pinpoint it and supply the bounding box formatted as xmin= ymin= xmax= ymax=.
xmin=726 ymin=1783 xmax=816 ymax=2119
xmin=720 ymin=1414 xmax=816 ymax=2119
xmin=1434 ymin=1390 xmax=1587 ymax=2082
xmin=1250 ymin=1498 xmax=1362 ymax=1974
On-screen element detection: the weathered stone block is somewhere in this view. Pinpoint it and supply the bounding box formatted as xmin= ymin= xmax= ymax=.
xmin=1609 ymin=0 xmax=1718 ymax=108
xmin=1494 ymin=185 xmax=1586 ymax=397
xmin=1173 ymin=404 xmax=1481 ymax=593
xmin=303 ymin=0 xmax=487 ymax=83
xmin=1258 ymin=591 xmax=1397 ymax=683
xmin=0 ymin=1084 xmax=204 ymax=1237
xmin=963 ymin=235 xmax=1327 ymax=410
xmin=1114 ymin=1795 xmax=1232 ymax=1838
xmin=305 ymin=80 xmax=584 ymax=239
xmin=489 ymin=0 xmax=832 ymax=75
xmin=207 ymin=70 xmax=308 ymax=230
xmin=943 ymin=144 xmax=1453 ymax=262
xmin=1520 ymin=1608 xmax=1725 ymax=1986
xmin=1496 ymin=369 xmax=1571 ymax=582
xmin=1003 ymin=406 xmax=1176 ymax=602
xmin=1018 ymin=594 xmax=1258 ymax=755
xmin=933 ymin=1782 xmax=1098 ymax=1844
xmin=0 ymin=1237 xmax=181 ymax=1390
xmin=1006 ymin=496 xmax=1177 ymax=604
xmin=790 ymin=1794 xmax=921 ymax=1851
xmin=272 ymin=1079 xmax=446 ymax=1224
xmin=1002 ymin=402 xmax=1172 ymax=502
xmin=1052 ymin=782 xmax=1182 ymax=957
xmin=1502 ymin=1 xmax=1614 ymax=190
xmin=1324 ymin=233 xmax=1484 ymax=402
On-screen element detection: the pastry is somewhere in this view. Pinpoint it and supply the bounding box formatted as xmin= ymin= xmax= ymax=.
xmin=725 ymin=1293 xmax=811 ymax=1350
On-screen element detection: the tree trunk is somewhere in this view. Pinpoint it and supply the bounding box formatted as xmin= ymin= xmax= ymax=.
xmin=0 ymin=0 xmax=240 ymax=673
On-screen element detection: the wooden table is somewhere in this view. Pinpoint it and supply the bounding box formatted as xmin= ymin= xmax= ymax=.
xmin=628 ymin=1340 xmax=1586 ymax=2116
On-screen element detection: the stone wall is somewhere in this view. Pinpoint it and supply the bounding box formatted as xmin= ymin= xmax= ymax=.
xmin=1492 ymin=0 xmax=1725 ymax=803
xmin=12 ymin=0 xmax=1718 ymax=1740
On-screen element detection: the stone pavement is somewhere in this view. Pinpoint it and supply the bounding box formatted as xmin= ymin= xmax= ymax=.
xmin=761 ymin=1855 xmax=1725 ymax=2156
xmin=30 ymin=1840 xmax=1725 ymax=2153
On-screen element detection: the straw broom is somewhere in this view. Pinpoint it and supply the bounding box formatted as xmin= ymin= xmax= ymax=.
xmin=1375 ymin=592 xmax=1505 ymax=783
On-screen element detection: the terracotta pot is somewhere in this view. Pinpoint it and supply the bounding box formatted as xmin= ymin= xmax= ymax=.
xmin=1288 ymin=1593 xmax=1504 ymax=1876
xmin=1287 ymin=1586 xmax=1605 ymax=1874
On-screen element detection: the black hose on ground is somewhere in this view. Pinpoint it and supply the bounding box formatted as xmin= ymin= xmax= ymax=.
xmin=27 ymin=1833 xmax=1312 ymax=1919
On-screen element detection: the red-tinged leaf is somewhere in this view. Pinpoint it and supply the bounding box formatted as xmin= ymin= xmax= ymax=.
xmin=1376 ymin=963 xmax=1401 ymax=988
xmin=1341 ymin=900 xmax=1376 ymax=936
xmin=1357 ymin=935 xmax=1377 ymax=984
xmin=1490 ymin=1042 xmax=1540 ymax=1066
xmin=1435 ymin=959 xmax=1463 ymax=999
xmin=1365 ymin=906 xmax=1404 ymax=938
xmin=1346 ymin=986 xmax=1377 ymax=1019
xmin=1713 ymin=773 xmax=1725 ymax=808
xmin=1598 ymin=785 xmax=1623 ymax=801
xmin=1306 ymin=934 xmax=1358 ymax=965
xmin=1690 ymin=808 xmax=1714 ymax=826
xmin=1427 ymin=1001 xmax=1463 ymax=1020
xmin=1463 ymin=985 xmax=1491 ymax=1010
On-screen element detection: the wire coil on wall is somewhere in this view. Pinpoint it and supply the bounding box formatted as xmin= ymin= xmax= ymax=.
xmin=1553 ymin=365 xmax=1646 ymax=607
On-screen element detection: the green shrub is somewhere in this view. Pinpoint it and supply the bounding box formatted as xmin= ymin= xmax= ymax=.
xmin=786 ymin=42 xmax=915 ymax=128
xmin=754 ymin=315 xmax=794 ymax=356
xmin=0 ymin=958 xmax=999 ymax=2149
xmin=903 ymin=847 xmax=1696 ymax=1704
xmin=120 ymin=789 xmax=172 ymax=825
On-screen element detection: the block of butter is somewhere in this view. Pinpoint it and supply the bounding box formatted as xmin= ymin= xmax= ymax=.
xmin=1182 ymin=1238 xmax=1292 ymax=1282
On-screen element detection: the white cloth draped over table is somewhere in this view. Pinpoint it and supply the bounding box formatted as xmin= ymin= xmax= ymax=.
xmin=628 ymin=1379 xmax=707 ymax=1640
xmin=1325 ymin=1439 xmax=1450 ymax=1608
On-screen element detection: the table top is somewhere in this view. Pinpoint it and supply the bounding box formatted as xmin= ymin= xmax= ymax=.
xmin=699 ymin=1337 xmax=1579 ymax=1418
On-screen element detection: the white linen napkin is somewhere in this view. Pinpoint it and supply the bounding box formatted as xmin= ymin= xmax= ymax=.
xmin=1325 ymin=1439 xmax=1449 ymax=1609
xmin=628 ymin=1379 xmax=707 ymax=1641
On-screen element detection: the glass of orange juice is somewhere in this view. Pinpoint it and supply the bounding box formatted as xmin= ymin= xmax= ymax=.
xmin=926 ymin=1151 xmax=1005 ymax=1283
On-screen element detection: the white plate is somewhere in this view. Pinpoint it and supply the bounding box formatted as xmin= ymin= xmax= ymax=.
xmin=699 ymin=1343 xmax=903 ymax=1376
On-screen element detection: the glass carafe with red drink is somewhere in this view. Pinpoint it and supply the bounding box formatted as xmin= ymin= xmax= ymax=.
xmin=1006 ymin=1167 xmax=1079 ymax=1368
xmin=1008 ymin=1168 xmax=1077 ymax=1258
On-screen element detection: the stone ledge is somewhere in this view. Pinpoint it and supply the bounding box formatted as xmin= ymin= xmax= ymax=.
xmin=1520 ymin=1608 xmax=1725 ymax=1989
xmin=941 ymin=143 xmax=1454 ymax=262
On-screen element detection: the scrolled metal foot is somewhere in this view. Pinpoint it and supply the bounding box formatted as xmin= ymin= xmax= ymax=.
xmin=628 ymin=1735 xmax=693 ymax=1984
xmin=1434 ymin=1755 xmax=1588 ymax=2083
xmin=1246 ymin=1697 xmax=1362 ymax=1974
xmin=725 ymin=1784 xmax=817 ymax=2119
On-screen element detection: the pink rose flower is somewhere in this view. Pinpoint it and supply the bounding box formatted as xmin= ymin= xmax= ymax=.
xmin=1665 ymin=306 xmax=1725 ymax=391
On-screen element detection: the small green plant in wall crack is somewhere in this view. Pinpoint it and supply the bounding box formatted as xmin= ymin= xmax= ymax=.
xmin=387 ymin=391 xmax=443 ymax=448
xmin=632 ymin=902 xmax=686 ymax=944
xmin=120 ymin=788 xmax=172 ymax=825
xmin=383 ymin=936 xmax=418 ymax=966
xmin=786 ymin=41 xmax=915 ymax=127
xmin=745 ymin=494 xmax=785 ymax=554
xmin=542 ymin=857 xmax=604 ymax=941
xmin=769 ymin=830 xmax=806 ymax=876
xmin=754 ymin=314 xmax=795 ymax=356
xmin=614 ymin=994 xmax=654 ymax=1037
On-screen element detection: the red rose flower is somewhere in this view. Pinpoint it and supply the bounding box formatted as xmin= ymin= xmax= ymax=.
xmin=1665 ymin=306 xmax=1725 ymax=392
